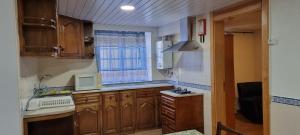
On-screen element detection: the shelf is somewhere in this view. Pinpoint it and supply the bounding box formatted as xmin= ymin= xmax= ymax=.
xmin=23 ymin=23 xmax=56 ymax=30
xmin=23 ymin=17 xmax=56 ymax=30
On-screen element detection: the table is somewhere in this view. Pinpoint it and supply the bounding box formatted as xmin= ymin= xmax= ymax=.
xmin=165 ymin=130 xmax=203 ymax=135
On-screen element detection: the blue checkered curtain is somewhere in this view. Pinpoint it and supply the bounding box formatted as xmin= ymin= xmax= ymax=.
xmin=95 ymin=30 xmax=148 ymax=84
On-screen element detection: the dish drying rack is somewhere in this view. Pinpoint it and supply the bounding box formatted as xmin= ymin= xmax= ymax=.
xmin=26 ymin=96 xmax=74 ymax=111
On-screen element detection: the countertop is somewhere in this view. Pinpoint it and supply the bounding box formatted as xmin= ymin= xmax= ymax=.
xmin=23 ymin=105 xmax=75 ymax=119
xmin=72 ymin=83 xmax=174 ymax=94
xmin=160 ymin=89 xmax=204 ymax=97
xmin=23 ymin=83 xmax=173 ymax=118
xmin=165 ymin=130 xmax=203 ymax=135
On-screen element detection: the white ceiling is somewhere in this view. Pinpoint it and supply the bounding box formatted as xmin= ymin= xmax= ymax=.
xmin=58 ymin=0 xmax=243 ymax=27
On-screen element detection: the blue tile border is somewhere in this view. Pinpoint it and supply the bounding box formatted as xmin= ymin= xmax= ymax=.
xmin=272 ymin=96 xmax=300 ymax=107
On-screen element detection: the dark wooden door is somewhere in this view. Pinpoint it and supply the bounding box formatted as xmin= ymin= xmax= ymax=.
xmin=75 ymin=103 xmax=101 ymax=135
xmin=120 ymin=91 xmax=136 ymax=133
xmin=102 ymin=92 xmax=120 ymax=135
xmin=136 ymin=97 xmax=156 ymax=130
xmin=58 ymin=15 xmax=83 ymax=58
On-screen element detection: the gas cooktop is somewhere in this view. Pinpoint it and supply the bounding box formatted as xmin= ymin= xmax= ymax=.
xmin=169 ymin=87 xmax=192 ymax=95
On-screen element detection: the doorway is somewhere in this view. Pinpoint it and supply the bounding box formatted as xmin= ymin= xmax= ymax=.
xmin=211 ymin=0 xmax=269 ymax=135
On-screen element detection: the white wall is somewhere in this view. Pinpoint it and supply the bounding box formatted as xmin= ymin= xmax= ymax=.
xmin=270 ymin=0 xmax=300 ymax=134
xmin=233 ymin=32 xmax=262 ymax=85
xmin=158 ymin=21 xmax=180 ymax=37
xmin=20 ymin=57 xmax=39 ymax=108
xmin=158 ymin=14 xmax=212 ymax=135
xmin=39 ymin=58 xmax=97 ymax=87
xmin=0 ymin=0 xmax=22 ymax=134
xmin=161 ymin=16 xmax=211 ymax=86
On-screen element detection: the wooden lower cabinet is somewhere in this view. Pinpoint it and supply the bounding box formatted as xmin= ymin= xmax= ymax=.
xmin=73 ymin=93 xmax=102 ymax=135
xmin=161 ymin=94 xmax=204 ymax=134
xmin=136 ymin=97 xmax=156 ymax=130
xmin=120 ymin=91 xmax=136 ymax=134
xmin=102 ymin=92 xmax=120 ymax=135
xmin=75 ymin=103 xmax=101 ymax=135
xmin=72 ymin=86 xmax=175 ymax=135
xmin=156 ymin=97 xmax=162 ymax=127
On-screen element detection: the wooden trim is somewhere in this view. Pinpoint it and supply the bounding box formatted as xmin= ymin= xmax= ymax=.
xmin=262 ymin=0 xmax=270 ymax=134
xmin=211 ymin=0 xmax=270 ymax=135
xmin=224 ymin=34 xmax=235 ymax=129
xmin=211 ymin=19 xmax=227 ymax=135
xmin=214 ymin=2 xmax=261 ymax=21
xmin=23 ymin=111 xmax=74 ymax=122
xmin=213 ymin=0 xmax=261 ymax=15
xmin=210 ymin=13 xmax=217 ymax=135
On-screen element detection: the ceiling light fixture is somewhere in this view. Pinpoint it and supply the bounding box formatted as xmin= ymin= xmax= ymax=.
xmin=120 ymin=5 xmax=135 ymax=11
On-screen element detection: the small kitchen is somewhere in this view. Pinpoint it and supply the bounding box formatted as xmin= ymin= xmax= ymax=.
xmin=19 ymin=0 xmax=213 ymax=135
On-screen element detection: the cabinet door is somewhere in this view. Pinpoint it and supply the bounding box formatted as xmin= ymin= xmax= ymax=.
xmin=136 ymin=97 xmax=156 ymax=130
xmin=75 ymin=103 xmax=101 ymax=135
xmin=58 ymin=15 xmax=83 ymax=58
xmin=120 ymin=91 xmax=136 ymax=133
xmin=156 ymin=96 xmax=162 ymax=127
xmin=102 ymin=92 xmax=120 ymax=134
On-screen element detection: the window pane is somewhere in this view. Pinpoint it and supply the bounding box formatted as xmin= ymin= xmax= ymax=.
xmin=95 ymin=30 xmax=148 ymax=84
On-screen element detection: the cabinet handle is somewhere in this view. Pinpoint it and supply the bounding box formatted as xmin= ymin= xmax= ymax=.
xmin=85 ymin=108 xmax=97 ymax=114
xmin=59 ymin=45 xmax=64 ymax=52
xmin=141 ymin=103 xmax=147 ymax=108
xmin=74 ymin=120 xmax=78 ymax=127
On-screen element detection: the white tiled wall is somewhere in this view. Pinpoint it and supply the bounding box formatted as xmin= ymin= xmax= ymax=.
xmin=158 ymin=14 xmax=212 ymax=135
xmin=270 ymin=0 xmax=300 ymax=134
xmin=271 ymin=103 xmax=300 ymax=135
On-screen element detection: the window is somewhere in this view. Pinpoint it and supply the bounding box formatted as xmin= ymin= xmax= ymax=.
xmin=95 ymin=30 xmax=149 ymax=84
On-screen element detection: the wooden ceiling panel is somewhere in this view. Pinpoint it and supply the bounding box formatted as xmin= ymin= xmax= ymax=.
xmin=58 ymin=0 xmax=244 ymax=27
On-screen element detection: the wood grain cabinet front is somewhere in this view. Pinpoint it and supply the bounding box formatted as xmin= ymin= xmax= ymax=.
xmin=136 ymin=97 xmax=156 ymax=130
xmin=161 ymin=94 xmax=204 ymax=134
xmin=75 ymin=103 xmax=101 ymax=135
xmin=102 ymin=92 xmax=120 ymax=135
xmin=120 ymin=91 xmax=136 ymax=134
xmin=58 ymin=15 xmax=84 ymax=58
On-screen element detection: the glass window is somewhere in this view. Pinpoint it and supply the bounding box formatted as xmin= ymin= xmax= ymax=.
xmin=95 ymin=30 xmax=149 ymax=84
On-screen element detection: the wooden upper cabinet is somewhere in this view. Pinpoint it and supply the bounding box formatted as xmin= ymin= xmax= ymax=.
xmin=102 ymin=92 xmax=120 ymax=135
xmin=75 ymin=103 xmax=101 ymax=135
xmin=58 ymin=15 xmax=84 ymax=58
xmin=136 ymin=97 xmax=156 ymax=130
xmin=18 ymin=0 xmax=58 ymax=56
xmin=120 ymin=91 xmax=136 ymax=133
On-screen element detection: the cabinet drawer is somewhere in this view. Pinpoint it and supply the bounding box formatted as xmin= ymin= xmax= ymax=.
xmin=162 ymin=116 xmax=176 ymax=130
xmin=137 ymin=89 xmax=156 ymax=97
xmin=161 ymin=105 xmax=175 ymax=119
xmin=73 ymin=93 xmax=101 ymax=104
xmin=161 ymin=95 xmax=176 ymax=108
xmin=162 ymin=125 xmax=175 ymax=134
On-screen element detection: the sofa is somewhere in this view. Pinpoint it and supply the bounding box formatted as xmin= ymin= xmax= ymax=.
xmin=237 ymin=82 xmax=263 ymax=123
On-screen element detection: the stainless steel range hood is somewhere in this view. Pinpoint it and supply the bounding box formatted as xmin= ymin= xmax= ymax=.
xmin=163 ymin=17 xmax=200 ymax=52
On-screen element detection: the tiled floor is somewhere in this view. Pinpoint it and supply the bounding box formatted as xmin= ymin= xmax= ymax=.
xmin=235 ymin=113 xmax=263 ymax=135
xmin=130 ymin=114 xmax=263 ymax=135
xmin=129 ymin=129 xmax=162 ymax=135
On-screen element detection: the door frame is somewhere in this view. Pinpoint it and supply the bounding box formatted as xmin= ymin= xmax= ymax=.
xmin=210 ymin=0 xmax=270 ymax=135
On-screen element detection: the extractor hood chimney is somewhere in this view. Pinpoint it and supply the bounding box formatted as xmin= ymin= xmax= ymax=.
xmin=163 ymin=17 xmax=200 ymax=52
